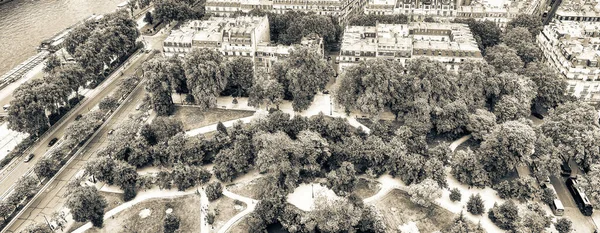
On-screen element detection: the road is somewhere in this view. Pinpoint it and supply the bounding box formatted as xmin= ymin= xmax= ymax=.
xmin=2 ymin=25 xmax=168 ymax=232
xmin=4 ymin=53 xmax=151 ymax=233
xmin=550 ymin=163 xmax=598 ymax=233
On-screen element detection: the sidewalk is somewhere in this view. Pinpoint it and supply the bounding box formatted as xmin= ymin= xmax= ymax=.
xmin=71 ymin=187 xmax=197 ymax=233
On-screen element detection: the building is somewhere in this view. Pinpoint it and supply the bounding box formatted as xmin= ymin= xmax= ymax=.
xmin=550 ymin=0 xmax=600 ymax=23
xmin=537 ymin=20 xmax=600 ymax=101
xmin=365 ymin=0 xmax=544 ymax=29
xmin=163 ymin=16 xmax=324 ymax=69
xmin=338 ymin=22 xmax=482 ymax=71
xmin=205 ymin=0 xmax=367 ymax=21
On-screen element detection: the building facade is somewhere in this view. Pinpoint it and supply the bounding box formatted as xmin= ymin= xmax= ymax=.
xmin=338 ymin=22 xmax=482 ymax=71
xmin=205 ymin=0 xmax=367 ymax=20
xmin=163 ymin=16 xmax=324 ymax=69
xmin=537 ymin=20 xmax=600 ymax=101
xmin=365 ymin=0 xmax=544 ymax=29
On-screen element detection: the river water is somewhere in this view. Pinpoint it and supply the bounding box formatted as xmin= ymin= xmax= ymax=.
xmin=0 ymin=0 xmax=124 ymax=75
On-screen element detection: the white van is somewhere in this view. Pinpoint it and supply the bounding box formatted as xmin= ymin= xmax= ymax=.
xmin=552 ymin=199 xmax=565 ymax=216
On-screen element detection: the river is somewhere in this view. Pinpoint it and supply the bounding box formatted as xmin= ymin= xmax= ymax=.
xmin=0 ymin=0 xmax=125 ymax=75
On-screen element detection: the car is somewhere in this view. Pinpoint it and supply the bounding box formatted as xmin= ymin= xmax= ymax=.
xmin=323 ymin=90 xmax=330 ymax=94
xmin=107 ymin=129 xmax=114 ymax=135
xmin=327 ymin=56 xmax=332 ymax=61
xmin=24 ymin=154 xmax=34 ymax=163
xmin=48 ymin=138 xmax=58 ymax=147
xmin=75 ymin=114 xmax=82 ymax=121
xmin=560 ymin=162 xmax=572 ymax=177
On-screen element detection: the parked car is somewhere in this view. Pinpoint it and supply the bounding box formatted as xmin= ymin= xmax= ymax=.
xmin=323 ymin=90 xmax=330 ymax=94
xmin=48 ymin=138 xmax=58 ymax=147
xmin=107 ymin=129 xmax=114 ymax=135
xmin=560 ymin=162 xmax=572 ymax=176
xmin=24 ymin=154 xmax=34 ymax=163
xmin=75 ymin=114 xmax=82 ymax=121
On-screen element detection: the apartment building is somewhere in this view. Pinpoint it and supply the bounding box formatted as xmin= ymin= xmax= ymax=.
xmin=537 ymin=20 xmax=600 ymax=101
xmin=206 ymin=0 xmax=367 ymax=20
xmin=163 ymin=16 xmax=323 ymax=69
xmin=338 ymin=22 xmax=482 ymax=71
xmin=550 ymin=0 xmax=600 ymax=23
xmin=365 ymin=0 xmax=543 ymax=29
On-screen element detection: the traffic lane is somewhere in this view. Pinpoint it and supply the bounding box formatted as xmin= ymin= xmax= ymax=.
xmin=0 ymin=51 xmax=151 ymax=193
xmin=6 ymin=76 xmax=148 ymax=233
xmin=551 ymin=175 xmax=576 ymax=208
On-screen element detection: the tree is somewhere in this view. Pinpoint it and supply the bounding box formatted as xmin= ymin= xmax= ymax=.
xmin=271 ymin=46 xmax=333 ymax=111
xmin=20 ymin=223 xmax=53 ymax=233
xmin=467 ymin=109 xmax=496 ymax=140
xmin=578 ymin=164 xmax=600 ymax=208
xmin=153 ymin=0 xmax=196 ymax=23
xmin=449 ymin=188 xmax=461 ymax=202
xmin=407 ymin=178 xmax=442 ymax=208
xmin=488 ymin=201 xmax=520 ymax=231
xmin=65 ymin=186 xmax=107 ymax=227
xmin=144 ymin=11 xmax=153 ymax=25
xmin=451 ymin=149 xmax=489 ymax=188
xmin=522 ymin=203 xmax=551 ymax=233
xmin=149 ymin=117 xmax=184 ymax=143
xmin=85 ymin=156 xmax=116 ymax=184
xmin=433 ymin=100 xmax=469 ymax=135
xmin=0 ymin=201 xmax=14 ymax=221
xmin=554 ymin=218 xmax=572 ymax=233
xmin=223 ymin=57 xmax=254 ymax=97
xmin=541 ymin=187 xmax=557 ymax=205
xmin=44 ymin=53 xmax=62 ymax=73
xmin=112 ymin=162 xmax=139 ymax=201
xmin=335 ymin=59 xmax=402 ymax=117
xmin=171 ymin=164 xmax=211 ymax=191
xmin=454 ymin=18 xmax=501 ymax=51
xmin=494 ymin=95 xmax=530 ymax=123
xmin=10 ymin=176 xmax=39 ymax=204
xmin=310 ymin=196 xmax=363 ymax=232
xmin=522 ymin=62 xmax=567 ymax=111
xmin=479 ymin=120 xmax=536 ymax=181
xmin=448 ymin=211 xmax=484 ymax=233
xmin=206 ymin=182 xmax=223 ymax=201
xmin=216 ymin=121 xmax=227 ymax=135
xmin=99 ymin=96 xmax=119 ymax=111
xmin=183 ymin=49 xmax=227 ymax=110
xmin=163 ymin=213 xmax=180 ymax=233
xmin=467 ymin=194 xmax=485 ymax=215
xmin=326 ymin=161 xmax=357 ymax=196
xmin=248 ymin=68 xmax=283 ymax=109
xmin=539 ymin=102 xmax=600 ymax=171
xmin=33 ymin=157 xmax=59 ymax=179
xmin=485 ymin=44 xmax=524 ymax=73
xmin=507 ymin=14 xmax=543 ymax=37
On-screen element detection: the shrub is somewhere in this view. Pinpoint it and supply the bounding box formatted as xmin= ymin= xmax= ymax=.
xmin=206 ymin=182 xmax=223 ymax=201
xmin=206 ymin=212 xmax=215 ymax=225
xmin=163 ymin=213 xmax=180 ymax=233
xmin=541 ymin=188 xmax=556 ymax=205
xmin=449 ymin=188 xmax=462 ymax=202
xmin=466 ymin=194 xmax=485 ymax=215
xmin=554 ymin=218 xmax=572 ymax=233
xmin=488 ymin=201 xmax=520 ymax=230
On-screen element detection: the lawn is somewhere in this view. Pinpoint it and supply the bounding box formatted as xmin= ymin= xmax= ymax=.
xmin=373 ymin=189 xmax=456 ymax=233
xmin=87 ymin=194 xmax=201 ymax=233
xmin=353 ymin=178 xmax=381 ymax=199
xmin=208 ymin=195 xmax=246 ymax=232
xmin=101 ymin=191 xmax=125 ymax=212
xmin=228 ymin=216 xmax=250 ymax=233
xmin=227 ymin=176 xmax=268 ymax=200
xmin=172 ymin=106 xmax=255 ymax=131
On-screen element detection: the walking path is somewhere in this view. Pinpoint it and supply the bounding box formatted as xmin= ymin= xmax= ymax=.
xmin=217 ymin=190 xmax=257 ymax=233
xmin=71 ymin=188 xmax=197 ymax=233
xmin=199 ymin=188 xmax=210 ymax=233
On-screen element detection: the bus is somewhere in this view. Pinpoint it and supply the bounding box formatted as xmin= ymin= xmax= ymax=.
xmin=551 ymin=199 xmax=564 ymax=216
xmin=566 ymin=177 xmax=594 ymax=216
